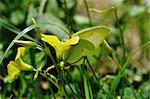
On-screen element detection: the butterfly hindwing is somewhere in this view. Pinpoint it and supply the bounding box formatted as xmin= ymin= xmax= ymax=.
xmin=63 ymin=39 xmax=95 ymax=64
xmin=73 ymin=26 xmax=110 ymax=48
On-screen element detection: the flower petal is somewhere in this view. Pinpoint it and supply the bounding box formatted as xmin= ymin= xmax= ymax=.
xmin=41 ymin=34 xmax=61 ymax=49
xmin=15 ymin=58 xmax=33 ymax=71
xmin=56 ymin=44 xmax=70 ymax=58
xmin=15 ymin=47 xmax=25 ymax=60
xmin=7 ymin=61 xmax=20 ymax=83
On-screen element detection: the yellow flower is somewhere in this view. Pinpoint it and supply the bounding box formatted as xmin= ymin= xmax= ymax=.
xmin=41 ymin=34 xmax=79 ymax=58
xmin=7 ymin=47 xmax=33 ymax=83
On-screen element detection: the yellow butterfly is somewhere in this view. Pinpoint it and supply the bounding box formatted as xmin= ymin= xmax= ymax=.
xmin=41 ymin=26 xmax=110 ymax=63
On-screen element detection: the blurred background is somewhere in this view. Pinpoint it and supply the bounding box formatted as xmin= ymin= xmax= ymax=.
xmin=0 ymin=0 xmax=150 ymax=98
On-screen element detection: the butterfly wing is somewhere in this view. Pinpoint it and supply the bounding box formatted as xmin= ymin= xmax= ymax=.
xmin=63 ymin=39 xmax=95 ymax=64
xmin=73 ymin=26 xmax=110 ymax=48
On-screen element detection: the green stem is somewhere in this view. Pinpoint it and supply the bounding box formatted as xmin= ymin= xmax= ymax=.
xmin=124 ymin=74 xmax=137 ymax=99
xmin=39 ymin=0 xmax=47 ymax=16
xmin=33 ymin=68 xmax=59 ymax=88
xmin=62 ymin=77 xmax=77 ymax=97
xmin=138 ymin=90 xmax=145 ymax=99
xmin=66 ymin=70 xmax=82 ymax=97
xmin=83 ymin=0 xmax=92 ymax=26
xmin=30 ymin=49 xmax=36 ymax=66
xmin=82 ymin=57 xmax=91 ymax=99
xmin=77 ymin=59 xmax=89 ymax=99
xmin=114 ymin=8 xmax=126 ymax=59
xmin=46 ymin=73 xmax=59 ymax=88
xmin=109 ymin=61 xmax=128 ymax=98
xmin=63 ymin=0 xmax=68 ymax=25
xmin=45 ymin=74 xmax=56 ymax=99
xmin=43 ymin=46 xmax=60 ymax=75
xmin=60 ymin=76 xmax=69 ymax=98
xmin=83 ymin=72 xmax=91 ymax=99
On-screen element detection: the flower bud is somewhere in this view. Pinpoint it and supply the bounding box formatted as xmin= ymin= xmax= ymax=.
xmin=13 ymin=40 xmax=37 ymax=47
xmin=60 ymin=61 xmax=65 ymax=68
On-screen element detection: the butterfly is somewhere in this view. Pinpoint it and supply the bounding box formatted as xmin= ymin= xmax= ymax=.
xmin=41 ymin=26 xmax=110 ymax=64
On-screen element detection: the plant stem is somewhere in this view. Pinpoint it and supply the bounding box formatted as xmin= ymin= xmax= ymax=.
xmin=124 ymin=74 xmax=137 ymax=99
xmin=39 ymin=0 xmax=47 ymax=16
xmin=83 ymin=0 xmax=92 ymax=26
xmin=66 ymin=70 xmax=82 ymax=97
xmin=30 ymin=49 xmax=36 ymax=66
xmin=62 ymin=77 xmax=77 ymax=97
xmin=45 ymin=74 xmax=56 ymax=99
xmin=60 ymin=76 xmax=69 ymax=98
xmin=114 ymin=8 xmax=126 ymax=59
xmin=33 ymin=68 xmax=59 ymax=88
xmin=63 ymin=0 xmax=68 ymax=24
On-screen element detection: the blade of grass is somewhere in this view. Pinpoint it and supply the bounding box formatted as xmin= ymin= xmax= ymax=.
xmin=0 ymin=18 xmax=37 ymax=42
xmin=66 ymin=70 xmax=82 ymax=98
xmin=81 ymin=57 xmax=93 ymax=99
xmin=83 ymin=73 xmax=90 ymax=99
xmin=45 ymin=74 xmax=56 ymax=99
xmin=124 ymin=72 xmax=137 ymax=99
xmin=62 ymin=77 xmax=77 ymax=97
xmin=76 ymin=57 xmax=90 ymax=99
xmin=88 ymin=79 xmax=93 ymax=99
xmin=59 ymin=75 xmax=69 ymax=98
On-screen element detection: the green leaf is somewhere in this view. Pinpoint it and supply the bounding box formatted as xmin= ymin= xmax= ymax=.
xmin=0 ymin=18 xmax=37 ymax=42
